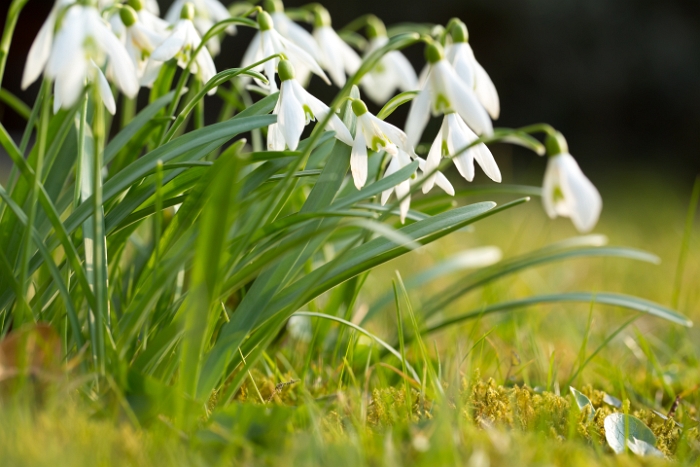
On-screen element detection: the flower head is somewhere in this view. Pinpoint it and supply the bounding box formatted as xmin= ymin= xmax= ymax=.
xmin=165 ymin=0 xmax=234 ymax=56
xmin=542 ymin=132 xmax=602 ymax=232
xmin=42 ymin=4 xmax=139 ymax=114
xmin=241 ymin=11 xmax=329 ymax=92
xmin=405 ymin=42 xmax=493 ymax=148
xmin=115 ymin=5 xmax=167 ymax=83
xmin=360 ymin=17 xmax=417 ymax=104
xmin=267 ymin=60 xmax=352 ymax=151
xmin=422 ymin=112 xmax=500 ymax=193
xmin=150 ymin=3 xmax=217 ymax=93
xmin=350 ymin=98 xmax=414 ymax=189
xmin=446 ymin=20 xmax=500 ymax=119
xmin=380 ymin=152 xmax=455 ymax=223
xmin=312 ymin=6 xmax=361 ymax=88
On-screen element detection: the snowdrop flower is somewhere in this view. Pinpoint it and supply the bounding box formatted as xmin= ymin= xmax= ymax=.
xmin=265 ymin=0 xmax=321 ymax=62
xmin=360 ymin=17 xmax=417 ymax=104
xmin=380 ymin=152 xmax=454 ymax=223
xmin=542 ymin=132 xmax=602 ymax=233
xmin=41 ymin=4 xmax=138 ymax=114
xmin=21 ymin=0 xmax=75 ymax=90
xmin=445 ymin=20 xmax=499 ymax=119
xmin=150 ymin=3 xmax=217 ymax=93
xmin=422 ymin=112 xmax=500 ymax=193
xmin=405 ymin=42 xmax=492 ymax=148
xmin=242 ymin=12 xmax=329 ymax=92
xmin=267 ymin=60 xmax=352 ymax=151
xmin=312 ymin=6 xmax=361 ymax=88
xmin=166 ymin=0 xmax=233 ymax=56
xmin=350 ymin=99 xmax=414 ymax=190
xmin=117 ymin=6 xmax=166 ymax=82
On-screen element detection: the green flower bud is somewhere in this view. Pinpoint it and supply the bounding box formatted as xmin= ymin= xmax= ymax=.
xmin=424 ymin=42 xmax=444 ymax=64
xmin=263 ymin=0 xmax=284 ymax=13
xmin=180 ymin=2 xmax=195 ymax=20
xmin=127 ymin=0 xmax=144 ymax=12
xmin=313 ymin=5 xmax=331 ymax=28
xmin=258 ymin=11 xmax=273 ymax=31
xmin=545 ymin=131 xmax=569 ymax=156
xmin=449 ymin=20 xmax=468 ymax=43
xmin=351 ymin=99 xmax=368 ymax=117
xmin=278 ymin=59 xmax=295 ymax=81
xmin=366 ymin=16 xmax=386 ymax=39
xmin=119 ymin=5 xmax=138 ymax=27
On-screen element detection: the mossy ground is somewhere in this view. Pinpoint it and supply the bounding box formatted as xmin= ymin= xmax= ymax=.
xmin=1 ymin=173 xmax=698 ymax=466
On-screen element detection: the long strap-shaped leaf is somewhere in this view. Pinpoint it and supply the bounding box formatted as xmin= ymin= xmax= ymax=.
xmin=422 ymin=292 xmax=692 ymax=334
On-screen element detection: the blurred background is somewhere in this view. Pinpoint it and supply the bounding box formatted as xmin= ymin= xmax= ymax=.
xmin=1 ymin=0 xmax=699 ymax=189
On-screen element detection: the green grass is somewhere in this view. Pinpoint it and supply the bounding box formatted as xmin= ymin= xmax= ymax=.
xmin=0 ymin=178 xmax=698 ymax=466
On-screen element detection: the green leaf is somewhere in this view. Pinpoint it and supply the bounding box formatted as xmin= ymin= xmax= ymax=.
xmin=377 ymin=91 xmax=418 ymax=120
xmin=570 ymin=386 xmax=595 ymax=421
xmin=423 ymin=292 xmax=692 ymax=336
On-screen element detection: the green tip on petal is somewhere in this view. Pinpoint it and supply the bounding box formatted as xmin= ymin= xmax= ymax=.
xmin=449 ymin=20 xmax=468 ymax=43
xmin=126 ymin=0 xmax=144 ymax=12
xmin=366 ymin=15 xmax=386 ymax=39
xmin=263 ymin=0 xmax=283 ymax=13
xmin=119 ymin=5 xmax=138 ymax=27
xmin=180 ymin=2 xmax=195 ymax=20
xmin=424 ymin=42 xmax=444 ymax=64
xmin=258 ymin=11 xmax=273 ymax=30
xmin=278 ymin=59 xmax=295 ymax=81
xmin=313 ymin=5 xmax=331 ymax=28
xmin=545 ymin=131 xmax=569 ymax=157
xmin=351 ymin=99 xmax=368 ymax=117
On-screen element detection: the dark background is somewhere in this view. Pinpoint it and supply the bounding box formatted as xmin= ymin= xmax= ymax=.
xmin=1 ymin=0 xmax=699 ymax=187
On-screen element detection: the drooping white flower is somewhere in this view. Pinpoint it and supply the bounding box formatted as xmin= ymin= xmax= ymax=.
xmin=445 ymin=20 xmax=500 ymax=119
xmin=349 ymin=99 xmax=415 ymax=190
xmin=267 ymin=60 xmax=352 ymax=151
xmin=405 ymin=42 xmax=493 ymax=148
xmin=422 ymin=112 xmax=500 ymax=192
xmin=42 ymin=4 xmax=139 ymax=114
xmin=360 ymin=17 xmax=417 ymax=104
xmin=21 ymin=0 xmax=75 ymax=90
xmin=380 ymin=152 xmax=454 ymax=223
xmin=241 ymin=11 xmax=329 ymax=92
xmin=150 ymin=3 xmax=217 ymax=93
xmin=165 ymin=0 xmax=234 ymax=56
xmin=542 ymin=133 xmax=602 ymax=233
xmin=115 ymin=5 xmax=166 ymax=83
xmin=311 ymin=6 xmax=361 ymax=88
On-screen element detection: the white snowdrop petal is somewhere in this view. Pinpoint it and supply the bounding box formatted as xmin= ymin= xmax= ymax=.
xmin=94 ymin=65 xmax=116 ymax=114
xmin=22 ymin=8 xmax=57 ymax=89
xmin=98 ymin=23 xmax=139 ymax=97
xmin=473 ymin=143 xmax=501 ymax=183
xmin=542 ymin=157 xmax=561 ymax=219
xmin=165 ymin=0 xmax=185 ymax=25
xmin=422 ymin=129 xmax=443 ymax=193
xmin=439 ymin=60 xmax=493 ymax=136
xmin=404 ymin=87 xmax=431 ymax=148
xmin=559 ymin=154 xmax=602 ymax=232
xmin=396 ymin=180 xmax=411 ymax=223
xmin=351 ymin=132 xmax=368 ymax=189
xmin=151 ymin=21 xmax=188 ymax=61
xmin=277 ymin=81 xmax=306 ymax=151
xmin=386 ymin=51 xmax=418 ymax=92
xmin=276 ymin=33 xmax=329 ymax=84
xmin=435 ymin=171 xmax=455 ymax=196
xmin=446 ymin=43 xmax=475 ymax=90
xmin=274 ymin=12 xmax=320 ymax=60
xmin=315 ymin=27 xmax=346 ymax=87
xmin=57 ymin=57 xmax=87 ymax=111
xmin=241 ymin=32 xmax=262 ymax=69
xmin=474 ymin=60 xmax=500 ymax=120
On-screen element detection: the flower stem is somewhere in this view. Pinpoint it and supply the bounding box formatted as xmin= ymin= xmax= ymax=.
xmin=0 ymin=0 xmax=29 ymax=88
xmin=17 ymin=79 xmax=49 ymax=323
xmin=91 ymin=86 xmax=108 ymax=375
